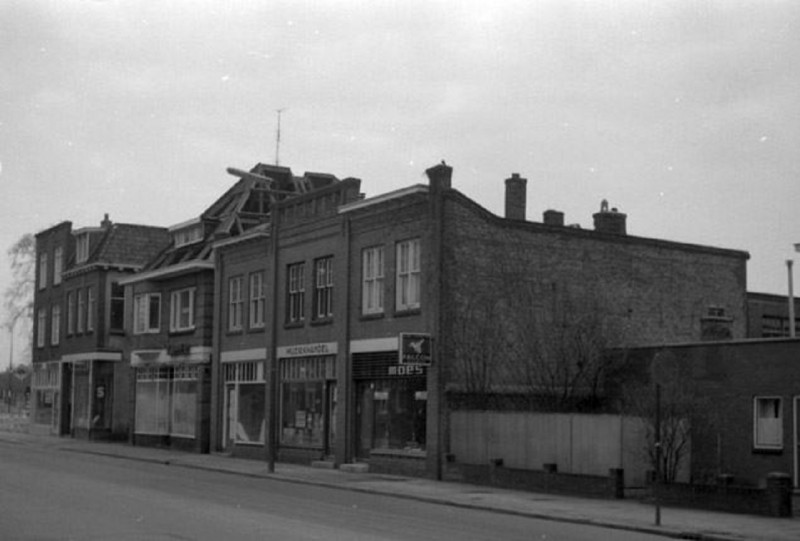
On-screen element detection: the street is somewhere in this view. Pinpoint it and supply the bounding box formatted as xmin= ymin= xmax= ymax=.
xmin=0 ymin=438 xmax=664 ymax=541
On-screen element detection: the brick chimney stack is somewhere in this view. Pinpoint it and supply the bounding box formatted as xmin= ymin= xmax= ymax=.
xmin=505 ymin=173 xmax=527 ymax=221
xmin=593 ymin=200 xmax=627 ymax=235
xmin=425 ymin=161 xmax=453 ymax=191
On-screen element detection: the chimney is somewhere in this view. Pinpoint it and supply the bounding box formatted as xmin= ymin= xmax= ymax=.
xmin=101 ymin=213 xmax=112 ymax=229
xmin=504 ymin=173 xmax=527 ymax=221
xmin=425 ymin=161 xmax=452 ymax=191
xmin=593 ymin=200 xmax=627 ymax=235
xmin=543 ymin=209 xmax=564 ymax=226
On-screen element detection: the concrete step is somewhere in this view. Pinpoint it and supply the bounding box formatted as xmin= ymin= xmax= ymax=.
xmin=339 ymin=462 xmax=369 ymax=474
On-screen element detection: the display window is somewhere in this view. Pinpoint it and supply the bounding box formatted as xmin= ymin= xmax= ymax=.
xmin=223 ymin=361 xmax=265 ymax=446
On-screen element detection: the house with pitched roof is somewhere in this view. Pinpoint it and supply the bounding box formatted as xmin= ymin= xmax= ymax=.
xmin=31 ymin=216 xmax=170 ymax=439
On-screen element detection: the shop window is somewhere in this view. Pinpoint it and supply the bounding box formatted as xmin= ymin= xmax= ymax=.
xmin=754 ymin=396 xmax=783 ymax=450
xmin=135 ymin=365 xmax=199 ymax=438
xmin=72 ymin=362 xmax=91 ymax=429
xmin=281 ymin=381 xmax=324 ymax=447
xmin=171 ymin=366 xmax=198 ymax=437
xmin=362 ymin=246 xmax=384 ymax=315
xmin=224 ymin=361 xmax=265 ymax=445
xmin=358 ymin=378 xmax=426 ymax=454
xmin=396 ymin=239 xmax=421 ymax=311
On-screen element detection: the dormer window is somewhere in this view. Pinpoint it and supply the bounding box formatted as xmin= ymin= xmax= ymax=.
xmin=76 ymin=234 xmax=90 ymax=264
xmin=171 ymin=221 xmax=203 ymax=248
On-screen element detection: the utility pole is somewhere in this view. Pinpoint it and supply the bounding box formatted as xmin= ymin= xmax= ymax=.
xmin=275 ymin=108 xmax=286 ymax=166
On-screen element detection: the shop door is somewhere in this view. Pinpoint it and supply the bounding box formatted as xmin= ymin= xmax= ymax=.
xmin=325 ymin=381 xmax=337 ymax=456
xmin=60 ymin=363 xmax=72 ymax=436
xmin=224 ymin=385 xmax=236 ymax=450
xmin=794 ymin=396 xmax=800 ymax=488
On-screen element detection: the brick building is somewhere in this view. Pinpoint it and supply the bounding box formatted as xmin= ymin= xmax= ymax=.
xmin=31 ymin=216 xmax=169 ymax=439
xmin=747 ymin=291 xmax=800 ymax=338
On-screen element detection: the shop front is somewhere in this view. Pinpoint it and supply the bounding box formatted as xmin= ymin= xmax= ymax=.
xmin=30 ymin=361 xmax=61 ymax=435
xmin=131 ymin=347 xmax=211 ymax=452
xmin=60 ymin=353 xmax=120 ymax=440
xmin=352 ymin=349 xmax=428 ymax=469
xmin=221 ymin=349 xmax=266 ymax=456
xmin=277 ymin=342 xmax=337 ymax=463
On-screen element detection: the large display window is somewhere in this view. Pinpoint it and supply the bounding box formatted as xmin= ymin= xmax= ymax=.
xmin=279 ymin=355 xmax=336 ymax=451
xmin=223 ymin=361 xmax=265 ymax=446
xmin=135 ymin=365 xmax=200 ymax=437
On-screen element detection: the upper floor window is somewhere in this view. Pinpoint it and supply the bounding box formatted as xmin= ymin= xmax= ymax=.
xmin=396 ymin=238 xmax=421 ymax=311
xmin=87 ymin=286 xmax=96 ymax=332
xmin=77 ymin=289 xmax=86 ymax=334
xmin=134 ymin=293 xmax=161 ymax=334
xmin=51 ymin=304 xmax=61 ymax=346
xmin=53 ymin=247 xmax=63 ymax=286
xmin=38 ymin=252 xmax=48 ymax=290
xmin=228 ymin=277 xmax=243 ymax=331
xmin=66 ymin=292 xmax=75 ymax=336
xmin=75 ymin=234 xmax=90 ymax=264
xmin=37 ymin=308 xmax=46 ymax=348
xmin=754 ymin=396 xmax=783 ymax=450
xmin=287 ymin=263 xmax=305 ymax=324
xmin=170 ymin=287 xmax=196 ymax=332
xmin=110 ymin=282 xmax=125 ymax=332
xmin=173 ymin=225 xmax=203 ymax=248
xmin=314 ymin=257 xmax=333 ymax=320
xmin=249 ymin=272 xmax=265 ymax=329
xmin=362 ymin=246 xmax=384 ymax=315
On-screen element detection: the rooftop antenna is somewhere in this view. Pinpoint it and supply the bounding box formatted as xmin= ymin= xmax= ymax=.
xmin=275 ymin=108 xmax=286 ymax=166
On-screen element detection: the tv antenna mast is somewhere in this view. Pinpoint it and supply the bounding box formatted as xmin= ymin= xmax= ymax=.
xmin=275 ymin=108 xmax=286 ymax=166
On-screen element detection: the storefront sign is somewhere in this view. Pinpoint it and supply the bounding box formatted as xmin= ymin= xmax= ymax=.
xmin=399 ymin=333 xmax=432 ymax=365
xmin=278 ymin=342 xmax=338 ymax=358
xmin=388 ymin=364 xmax=425 ymax=376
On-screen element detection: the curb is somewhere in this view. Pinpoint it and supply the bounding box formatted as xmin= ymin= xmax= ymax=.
xmin=59 ymin=446 xmax=745 ymax=541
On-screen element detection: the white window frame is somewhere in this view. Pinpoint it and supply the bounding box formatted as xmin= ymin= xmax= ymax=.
xmin=53 ymin=246 xmax=63 ymax=286
xmin=396 ymin=238 xmax=421 ymax=311
xmin=50 ymin=304 xmax=61 ymax=346
xmin=170 ymin=287 xmax=196 ymax=332
xmin=287 ymin=263 xmax=305 ymax=323
xmin=37 ymin=308 xmax=46 ymax=348
xmin=249 ymin=272 xmax=265 ymax=329
xmin=754 ymin=396 xmax=783 ymax=450
xmin=77 ymin=288 xmax=86 ymax=334
xmin=75 ymin=234 xmax=90 ymax=264
xmin=38 ymin=252 xmax=48 ymax=290
xmin=86 ymin=286 xmax=96 ymax=332
xmin=66 ymin=291 xmax=75 ymax=336
xmin=134 ymin=293 xmax=161 ymax=334
xmin=228 ymin=277 xmax=243 ymax=331
xmin=314 ymin=257 xmax=333 ymax=319
xmin=362 ymin=246 xmax=385 ymax=315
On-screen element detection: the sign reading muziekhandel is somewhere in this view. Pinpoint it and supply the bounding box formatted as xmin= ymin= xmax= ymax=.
xmin=399 ymin=333 xmax=432 ymax=366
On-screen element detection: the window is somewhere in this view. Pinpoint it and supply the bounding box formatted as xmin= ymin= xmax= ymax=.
xmin=396 ymin=239 xmax=421 ymax=311
xmin=76 ymin=234 xmax=90 ymax=264
xmin=110 ymin=282 xmax=125 ymax=332
xmin=170 ymin=288 xmax=195 ymax=332
xmin=53 ymin=247 xmax=63 ymax=286
xmin=67 ymin=292 xmax=75 ymax=335
xmin=135 ymin=365 xmax=199 ymax=438
xmin=77 ymin=289 xmax=86 ymax=333
xmin=249 ymin=272 xmax=265 ymax=329
xmin=228 ymin=277 xmax=243 ymax=331
xmin=51 ymin=304 xmax=61 ymax=346
xmin=754 ymin=396 xmax=783 ymax=450
xmin=173 ymin=225 xmax=203 ymax=248
xmin=37 ymin=308 xmax=46 ymax=348
xmin=134 ymin=293 xmax=161 ymax=334
xmin=38 ymin=252 xmax=48 ymax=290
xmin=287 ymin=263 xmax=305 ymax=323
xmin=362 ymin=246 xmax=384 ymax=314
xmin=224 ymin=361 xmax=265 ymax=444
xmin=314 ymin=257 xmax=333 ymax=319
xmin=86 ymin=286 xmax=96 ymax=332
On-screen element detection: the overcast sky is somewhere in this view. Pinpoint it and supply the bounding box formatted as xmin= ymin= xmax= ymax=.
xmin=2 ymin=0 xmax=799 ymax=368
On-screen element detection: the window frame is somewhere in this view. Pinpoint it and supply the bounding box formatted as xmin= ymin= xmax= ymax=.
xmin=134 ymin=292 xmax=162 ymax=334
xmin=228 ymin=276 xmax=244 ymax=331
xmin=50 ymin=304 xmax=61 ymax=346
xmin=66 ymin=291 xmax=75 ymax=336
xmin=396 ymin=238 xmax=421 ymax=311
xmin=170 ymin=287 xmax=196 ymax=332
xmin=86 ymin=286 xmax=96 ymax=332
xmin=38 ymin=252 xmax=48 ymax=290
xmin=753 ymin=396 xmax=783 ymax=451
xmin=53 ymin=246 xmax=63 ymax=286
xmin=249 ymin=272 xmax=265 ymax=329
xmin=313 ymin=256 xmax=334 ymax=320
xmin=37 ymin=308 xmax=47 ymax=348
xmin=287 ymin=263 xmax=305 ymax=324
xmin=77 ymin=288 xmax=86 ymax=334
xmin=362 ymin=246 xmax=385 ymax=315
xmin=75 ymin=234 xmax=90 ymax=264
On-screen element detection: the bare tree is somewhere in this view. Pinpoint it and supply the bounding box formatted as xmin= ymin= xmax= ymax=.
xmin=4 ymin=233 xmax=35 ymax=366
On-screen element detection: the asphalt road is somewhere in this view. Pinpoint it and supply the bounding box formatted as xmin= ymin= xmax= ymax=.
xmin=0 ymin=439 xmax=665 ymax=541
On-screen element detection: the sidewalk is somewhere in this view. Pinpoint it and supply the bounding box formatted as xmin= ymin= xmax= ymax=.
xmin=3 ymin=428 xmax=800 ymax=541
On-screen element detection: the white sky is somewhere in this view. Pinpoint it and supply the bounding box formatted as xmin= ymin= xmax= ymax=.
xmin=1 ymin=0 xmax=799 ymax=368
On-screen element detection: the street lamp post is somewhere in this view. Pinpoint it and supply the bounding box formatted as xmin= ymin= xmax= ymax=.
xmin=789 ymin=260 xmax=795 ymax=339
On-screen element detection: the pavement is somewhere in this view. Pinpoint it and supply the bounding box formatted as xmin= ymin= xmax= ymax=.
xmin=2 ymin=415 xmax=800 ymax=541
